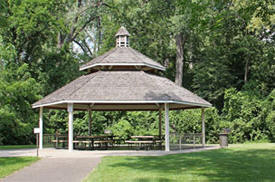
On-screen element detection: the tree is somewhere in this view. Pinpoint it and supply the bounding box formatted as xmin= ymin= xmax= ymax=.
xmin=56 ymin=0 xmax=107 ymax=50
xmin=171 ymin=0 xmax=210 ymax=86
xmin=0 ymin=63 xmax=41 ymax=144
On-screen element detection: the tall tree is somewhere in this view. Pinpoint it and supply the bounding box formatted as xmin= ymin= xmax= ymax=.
xmin=171 ymin=0 xmax=209 ymax=86
xmin=57 ymin=0 xmax=106 ymax=50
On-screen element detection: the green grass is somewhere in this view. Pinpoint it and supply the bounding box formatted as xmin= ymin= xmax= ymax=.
xmin=0 ymin=157 xmax=39 ymax=178
xmin=84 ymin=143 xmax=275 ymax=182
xmin=0 ymin=145 xmax=36 ymax=150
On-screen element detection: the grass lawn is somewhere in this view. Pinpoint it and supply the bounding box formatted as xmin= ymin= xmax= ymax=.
xmin=84 ymin=143 xmax=275 ymax=182
xmin=0 ymin=157 xmax=39 ymax=178
xmin=0 ymin=145 xmax=36 ymax=150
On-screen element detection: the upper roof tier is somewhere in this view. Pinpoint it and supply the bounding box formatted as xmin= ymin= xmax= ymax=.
xmin=80 ymin=27 xmax=165 ymax=72
xmin=80 ymin=47 xmax=166 ymax=72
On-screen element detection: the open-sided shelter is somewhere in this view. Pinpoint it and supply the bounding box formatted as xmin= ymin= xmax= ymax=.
xmin=32 ymin=26 xmax=212 ymax=151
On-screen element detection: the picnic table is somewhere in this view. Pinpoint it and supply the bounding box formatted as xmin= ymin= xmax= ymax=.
xmin=52 ymin=135 xmax=114 ymax=150
xmin=52 ymin=135 xmax=68 ymax=149
xmin=125 ymin=135 xmax=164 ymax=150
xmin=74 ymin=135 xmax=114 ymax=150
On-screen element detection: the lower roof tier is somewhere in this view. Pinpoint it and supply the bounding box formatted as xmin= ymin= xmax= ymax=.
xmin=32 ymin=71 xmax=211 ymax=111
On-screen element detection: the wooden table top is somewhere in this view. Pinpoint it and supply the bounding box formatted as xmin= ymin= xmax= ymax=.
xmin=131 ymin=136 xmax=155 ymax=139
xmin=76 ymin=135 xmax=113 ymax=139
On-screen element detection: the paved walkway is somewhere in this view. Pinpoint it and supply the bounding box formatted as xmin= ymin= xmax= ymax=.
xmin=0 ymin=146 xmax=219 ymax=182
xmin=1 ymin=157 xmax=101 ymax=182
xmin=0 ymin=146 xmax=219 ymax=158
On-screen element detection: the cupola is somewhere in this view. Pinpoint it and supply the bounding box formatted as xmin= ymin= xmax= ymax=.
xmin=115 ymin=26 xmax=130 ymax=47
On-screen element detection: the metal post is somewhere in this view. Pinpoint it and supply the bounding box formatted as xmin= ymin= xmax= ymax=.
xmin=36 ymin=134 xmax=39 ymax=157
xmin=202 ymin=108 xmax=205 ymax=147
xmin=39 ymin=107 xmax=43 ymax=150
xmin=158 ymin=107 xmax=162 ymax=138
xmin=165 ymin=103 xmax=170 ymax=152
xmin=68 ymin=103 xmax=74 ymax=152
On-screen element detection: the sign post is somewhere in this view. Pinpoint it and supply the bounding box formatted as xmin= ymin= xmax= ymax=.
xmin=33 ymin=128 xmax=40 ymax=157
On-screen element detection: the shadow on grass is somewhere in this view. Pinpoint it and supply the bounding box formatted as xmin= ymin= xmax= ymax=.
xmin=109 ymin=148 xmax=275 ymax=181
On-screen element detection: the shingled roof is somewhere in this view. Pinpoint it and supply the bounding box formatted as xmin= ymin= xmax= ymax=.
xmin=32 ymin=71 xmax=211 ymax=110
xmin=80 ymin=47 xmax=166 ymax=72
xmin=33 ymin=26 xmax=211 ymax=111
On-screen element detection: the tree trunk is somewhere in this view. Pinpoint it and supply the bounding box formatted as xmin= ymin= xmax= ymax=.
xmin=175 ymin=33 xmax=186 ymax=86
xmin=97 ymin=16 xmax=102 ymax=52
xmin=57 ymin=32 xmax=65 ymax=49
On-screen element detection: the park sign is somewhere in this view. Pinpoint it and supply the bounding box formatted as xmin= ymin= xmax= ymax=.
xmin=33 ymin=128 xmax=40 ymax=134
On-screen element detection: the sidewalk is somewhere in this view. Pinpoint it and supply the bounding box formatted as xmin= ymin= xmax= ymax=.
xmin=0 ymin=145 xmax=220 ymax=158
xmin=1 ymin=157 xmax=101 ymax=182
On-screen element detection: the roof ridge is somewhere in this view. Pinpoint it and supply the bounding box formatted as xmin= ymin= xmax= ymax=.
xmin=99 ymin=47 xmax=118 ymax=63
xmin=80 ymin=48 xmax=117 ymax=69
xmin=32 ymin=74 xmax=88 ymax=106
xmin=129 ymin=47 xmax=164 ymax=68
xmin=145 ymin=72 xmax=211 ymax=105
xmin=67 ymin=72 xmax=99 ymax=99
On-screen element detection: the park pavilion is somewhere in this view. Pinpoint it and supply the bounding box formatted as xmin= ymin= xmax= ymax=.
xmin=32 ymin=26 xmax=212 ymax=152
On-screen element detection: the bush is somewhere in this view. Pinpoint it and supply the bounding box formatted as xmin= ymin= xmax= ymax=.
xmin=221 ymin=88 xmax=274 ymax=143
xmin=109 ymin=119 xmax=134 ymax=140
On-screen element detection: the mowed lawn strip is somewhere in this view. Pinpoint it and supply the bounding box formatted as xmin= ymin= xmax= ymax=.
xmin=0 ymin=157 xmax=39 ymax=178
xmin=0 ymin=145 xmax=36 ymax=150
xmin=84 ymin=143 xmax=275 ymax=182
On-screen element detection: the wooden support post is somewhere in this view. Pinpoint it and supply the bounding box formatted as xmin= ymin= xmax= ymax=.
xmin=56 ymin=132 xmax=59 ymax=149
xmin=159 ymin=107 xmax=162 ymax=150
xmin=39 ymin=107 xmax=43 ymax=150
xmin=165 ymin=103 xmax=170 ymax=152
xmin=202 ymin=108 xmax=205 ymax=147
xmin=68 ymin=103 xmax=74 ymax=152
xmin=88 ymin=108 xmax=92 ymax=136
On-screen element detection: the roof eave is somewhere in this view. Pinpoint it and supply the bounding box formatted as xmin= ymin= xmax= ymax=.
xmin=79 ymin=63 xmax=166 ymax=72
xmin=32 ymin=100 xmax=212 ymax=109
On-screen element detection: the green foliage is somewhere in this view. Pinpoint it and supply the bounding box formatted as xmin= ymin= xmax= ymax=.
xmin=109 ymin=119 xmax=134 ymax=140
xmin=100 ymin=0 xmax=174 ymax=68
xmin=221 ymin=88 xmax=275 ymax=143
xmin=263 ymin=90 xmax=275 ymax=141
xmin=0 ymin=64 xmax=41 ymax=145
xmin=122 ymin=112 xmax=159 ymax=136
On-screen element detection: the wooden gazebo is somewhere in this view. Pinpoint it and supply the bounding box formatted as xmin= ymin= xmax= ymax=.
xmin=32 ymin=26 xmax=211 ymax=152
